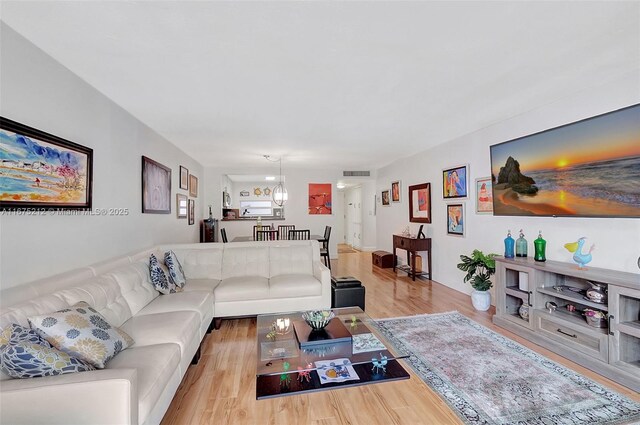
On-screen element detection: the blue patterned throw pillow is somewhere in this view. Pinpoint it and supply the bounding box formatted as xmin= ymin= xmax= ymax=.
xmin=149 ymin=254 xmax=176 ymax=295
xmin=164 ymin=250 xmax=186 ymax=288
xmin=0 ymin=323 xmax=94 ymax=379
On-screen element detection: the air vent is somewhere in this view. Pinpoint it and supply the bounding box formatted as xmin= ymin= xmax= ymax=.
xmin=343 ymin=171 xmax=370 ymax=177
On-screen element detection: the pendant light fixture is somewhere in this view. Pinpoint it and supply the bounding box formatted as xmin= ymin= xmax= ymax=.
xmin=265 ymin=155 xmax=288 ymax=207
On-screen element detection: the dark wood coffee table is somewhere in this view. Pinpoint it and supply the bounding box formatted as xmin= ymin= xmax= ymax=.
xmin=255 ymin=307 xmax=410 ymax=399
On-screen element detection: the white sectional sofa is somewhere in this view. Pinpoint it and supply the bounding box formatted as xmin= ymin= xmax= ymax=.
xmin=0 ymin=240 xmax=331 ymax=425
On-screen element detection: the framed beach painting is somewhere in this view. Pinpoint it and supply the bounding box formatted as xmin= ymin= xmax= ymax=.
xmin=443 ymin=165 xmax=468 ymax=199
xmin=391 ymin=181 xmax=401 ymax=203
xmin=308 ymin=183 xmax=332 ymax=214
xmin=189 ymin=174 xmax=198 ymax=198
xmin=142 ymin=156 xmax=171 ymax=214
xmin=0 ymin=117 xmax=93 ymax=210
xmin=447 ymin=203 xmax=465 ymax=236
xmin=381 ymin=190 xmax=390 ymax=206
xmin=176 ymin=194 xmax=187 ymax=219
xmin=490 ymin=103 xmax=640 ymax=217
xmin=179 ymin=166 xmax=189 ymax=190
xmin=408 ymin=183 xmax=431 ymax=223
xmin=475 ymin=177 xmax=493 ymax=214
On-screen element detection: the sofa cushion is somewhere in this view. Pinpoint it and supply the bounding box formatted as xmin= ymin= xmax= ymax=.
xmin=136 ymin=292 xmax=213 ymax=323
xmin=222 ymin=246 xmax=270 ymax=279
xmin=106 ymin=262 xmax=159 ymax=316
xmin=105 ymin=343 xmax=180 ymax=425
xmin=183 ymin=278 xmax=221 ymax=292
xmin=269 ymin=274 xmax=322 ymax=298
xmin=215 ymin=276 xmax=269 ymax=302
xmin=119 ymin=311 xmax=199 ymax=357
xmin=269 ymin=245 xmax=314 ymax=276
xmin=1 ymin=323 xmax=51 ymax=349
xmin=164 ymin=251 xmax=186 ymax=288
xmin=149 ymin=254 xmax=176 ymax=295
xmin=71 ymin=276 xmax=133 ymax=328
xmin=170 ymin=247 xmax=224 ymax=280
xmin=28 ymin=303 xmax=134 ymax=369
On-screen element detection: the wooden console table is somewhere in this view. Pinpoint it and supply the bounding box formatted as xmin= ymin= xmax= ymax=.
xmin=393 ymin=235 xmax=432 ymax=281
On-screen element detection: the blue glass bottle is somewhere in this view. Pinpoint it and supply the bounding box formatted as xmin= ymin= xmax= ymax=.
xmin=504 ymin=230 xmax=515 ymax=258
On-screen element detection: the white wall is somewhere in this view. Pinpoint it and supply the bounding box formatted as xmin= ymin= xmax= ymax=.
xmin=0 ymin=24 xmax=204 ymax=288
xmin=204 ymin=167 xmax=344 ymax=258
xmin=376 ymin=72 xmax=640 ymax=300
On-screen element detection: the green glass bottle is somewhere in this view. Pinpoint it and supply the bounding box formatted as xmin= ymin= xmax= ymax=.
xmin=516 ymin=229 xmax=528 ymax=257
xmin=534 ymin=230 xmax=546 ymax=262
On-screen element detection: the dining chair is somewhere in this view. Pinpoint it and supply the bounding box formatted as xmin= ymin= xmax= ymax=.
xmin=220 ymin=228 xmax=228 ymax=243
xmin=320 ymin=225 xmax=332 ymax=270
xmin=256 ymin=229 xmax=279 ymax=241
xmin=278 ymin=225 xmax=295 ymax=240
xmin=253 ymin=224 xmax=272 ymax=240
xmin=288 ymin=229 xmax=311 ymax=240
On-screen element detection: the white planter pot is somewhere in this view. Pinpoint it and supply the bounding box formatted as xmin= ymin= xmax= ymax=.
xmin=471 ymin=290 xmax=491 ymax=311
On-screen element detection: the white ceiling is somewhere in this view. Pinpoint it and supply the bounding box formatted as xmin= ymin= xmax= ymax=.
xmin=1 ymin=1 xmax=638 ymax=170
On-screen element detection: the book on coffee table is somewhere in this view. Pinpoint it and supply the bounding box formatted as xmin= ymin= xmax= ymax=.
xmin=293 ymin=318 xmax=352 ymax=348
xmin=314 ymin=358 xmax=360 ymax=384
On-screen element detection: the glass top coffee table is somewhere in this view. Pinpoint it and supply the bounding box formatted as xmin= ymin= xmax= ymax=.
xmin=256 ymin=306 xmax=410 ymax=399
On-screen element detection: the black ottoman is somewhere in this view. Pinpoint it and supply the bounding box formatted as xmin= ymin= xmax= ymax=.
xmin=331 ymin=276 xmax=366 ymax=311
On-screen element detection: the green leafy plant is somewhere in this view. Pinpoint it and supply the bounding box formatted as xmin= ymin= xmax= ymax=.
xmin=457 ymin=250 xmax=497 ymax=291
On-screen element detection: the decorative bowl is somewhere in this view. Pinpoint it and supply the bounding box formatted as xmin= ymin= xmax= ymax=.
xmin=585 ymin=315 xmax=607 ymax=328
xmin=302 ymin=310 xmax=335 ymax=330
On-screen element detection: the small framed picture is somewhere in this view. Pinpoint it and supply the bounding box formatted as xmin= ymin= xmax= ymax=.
xmin=408 ymin=183 xmax=431 ymax=223
xmin=142 ymin=156 xmax=171 ymax=214
xmin=189 ymin=174 xmax=198 ymax=198
xmin=443 ymin=164 xmax=469 ymax=199
xmin=447 ymin=203 xmax=465 ymax=236
xmin=475 ymin=177 xmax=493 ymax=214
xmin=188 ymin=199 xmax=195 ymax=225
xmin=179 ymin=166 xmax=189 ymax=190
xmin=381 ymin=190 xmax=390 ymax=206
xmin=391 ymin=181 xmax=401 ymax=203
xmin=176 ymin=194 xmax=187 ymax=219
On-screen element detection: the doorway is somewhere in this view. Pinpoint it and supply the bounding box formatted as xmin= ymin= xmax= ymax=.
xmin=344 ymin=186 xmax=363 ymax=250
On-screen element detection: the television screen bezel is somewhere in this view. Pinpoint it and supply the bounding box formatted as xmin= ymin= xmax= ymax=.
xmin=489 ymin=103 xmax=640 ymax=218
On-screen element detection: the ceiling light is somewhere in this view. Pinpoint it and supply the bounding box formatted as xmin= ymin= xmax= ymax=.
xmin=265 ymin=155 xmax=288 ymax=207
xmin=265 ymin=176 xmax=276 ymax=181
xmin=337 ymin=183 xmax=346 ymax=189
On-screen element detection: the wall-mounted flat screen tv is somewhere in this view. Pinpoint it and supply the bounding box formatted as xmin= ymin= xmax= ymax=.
xmin=490 ymin=104 xmax=640 ymax=218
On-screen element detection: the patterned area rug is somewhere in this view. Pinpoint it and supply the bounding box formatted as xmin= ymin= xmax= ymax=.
xmin=375 ymin=312 xmax=640 ymax=425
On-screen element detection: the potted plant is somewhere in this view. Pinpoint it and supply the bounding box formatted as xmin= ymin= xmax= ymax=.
xmin=457 ymin=249 xmax=497 ymax=311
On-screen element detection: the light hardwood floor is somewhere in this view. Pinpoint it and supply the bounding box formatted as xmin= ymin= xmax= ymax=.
xmin=161 ymin=247 xmax=640 ymax=425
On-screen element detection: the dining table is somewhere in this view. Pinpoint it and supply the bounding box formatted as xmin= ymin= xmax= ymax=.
xmin=232 ymin=235 xmax=325 ymax=242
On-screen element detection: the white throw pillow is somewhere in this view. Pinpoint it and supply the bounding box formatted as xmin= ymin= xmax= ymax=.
xmin=28 ymin=303 xmax=134 ymax=369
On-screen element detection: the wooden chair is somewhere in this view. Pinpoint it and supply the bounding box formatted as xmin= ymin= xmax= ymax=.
xmin=256 ymin=229 xmax=279 ymax=241
xmin=278 ymin=225 xmax=295 ymax=240
xmin=288 ymin=229 xmax=310 ymax=240
xmin=220 ymin=228 xmax=228 ymax=243
xmin=320 ymin=225 xmax=332 ymax=270
xmin=253 ymin=224 xmax=272 ymax=240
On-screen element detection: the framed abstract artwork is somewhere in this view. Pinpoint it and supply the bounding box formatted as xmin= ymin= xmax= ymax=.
xmin=188 ymin=199 xmax=195 ymax=225
xmin=142 ymin=156 xmax=171 ymax=214
xmin=475 ymin=177 xmax=493 ymax=214
xmin=179 ymin=166 xmax=189 ymax=190
xmin=0 ymin=117 xmax=93 ymax=210
xmin=391 ymin=180 xmax=401 ymax=203
xmin=189 ymin=174 xmax=198 ymax=198
xmin=408 ymin=183 xmax=431 ymax=223
xmin=381 ymin=190 xmax=390 ymax=206
xmin=308 ymin=183 xmax=332 ymax=214
xmin=443 ymin=164 xmax=468 ymax=199
xmin=447 ymin=203 xmax=465 ymax=236
xmin=176 ymin=194 xmax=187 ymax=219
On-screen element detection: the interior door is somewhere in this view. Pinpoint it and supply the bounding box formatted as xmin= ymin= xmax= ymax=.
xmin=352 ymin=187 xmax=363 ymax=249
